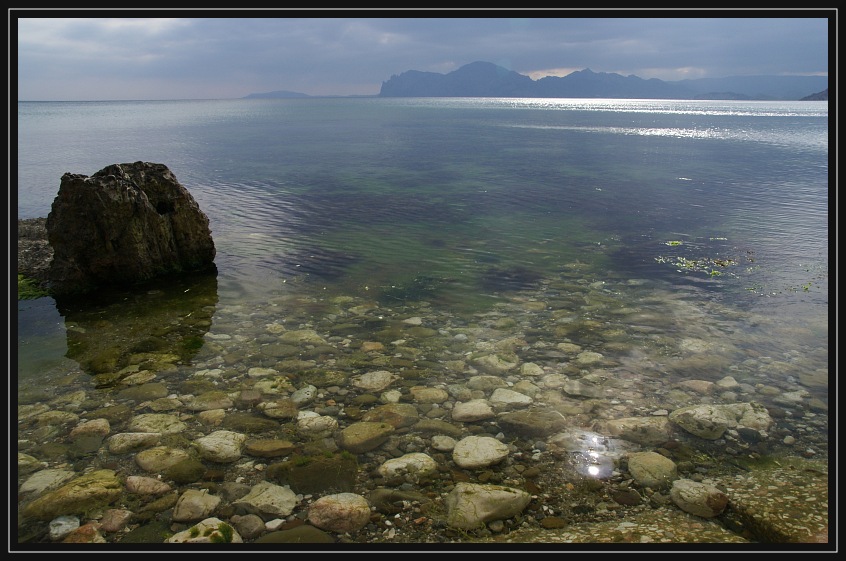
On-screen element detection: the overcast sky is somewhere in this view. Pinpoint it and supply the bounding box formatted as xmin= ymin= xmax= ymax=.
xmin=13 ymin=11 xmax=832 ymax=101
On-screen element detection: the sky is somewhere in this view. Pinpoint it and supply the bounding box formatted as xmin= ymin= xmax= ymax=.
xmin=12 ymin=10 xmax=833 ymax=101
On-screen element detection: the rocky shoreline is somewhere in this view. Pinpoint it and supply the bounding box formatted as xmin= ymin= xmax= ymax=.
xmin=17 ymin=217 xmax=52 ymax=289
xmin=15 ymin=219 xmax=830 ymax=548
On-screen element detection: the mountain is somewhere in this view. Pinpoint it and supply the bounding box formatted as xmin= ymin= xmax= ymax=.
xmin=376 ymin=61 xmax=536 ymax=97
xmin=379 ymin=61 xmax=828 ymax=101
xmin=534 ymin=68 xmax=693 ymax=99
xmin=800 ymin=88 xmax=828 ymax=101
xmin=667 ymin=75 xmax=829 ymax=101
xmin=243 ymin=90 xmax=310 ymax=99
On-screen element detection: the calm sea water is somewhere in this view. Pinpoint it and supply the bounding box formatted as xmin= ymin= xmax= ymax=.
xmin=16 ymin=97 xmax=829 ymax=400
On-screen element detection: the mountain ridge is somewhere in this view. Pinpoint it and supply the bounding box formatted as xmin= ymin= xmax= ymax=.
xmin=377 ymin=61 xmax=828 ymax=101
xmin=243 ymin=61 xmax=828 ymax=101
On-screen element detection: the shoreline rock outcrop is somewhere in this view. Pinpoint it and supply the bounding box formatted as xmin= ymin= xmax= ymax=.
xmin=44 ymin=162 xmax=215 ymax=297
xmin=17 ymin=217 xmax=52 ymax=288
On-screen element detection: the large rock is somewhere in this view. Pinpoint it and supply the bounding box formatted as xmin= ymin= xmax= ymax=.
xmin=669 ymin=479 xmax=728 ymax=518
xmin=46 ymin=162 xmax=215 ymax=296
xmin=444 ymin=483 xmax=531 ymax=530
xmin=21 ymin=469 xmax=123 ymax=521
xmin=668 ymin=402 xmax=773 ymax=440
xmin=307 ymin=493 xmax=371 ymax=534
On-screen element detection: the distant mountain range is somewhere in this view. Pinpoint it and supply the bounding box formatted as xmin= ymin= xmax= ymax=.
xmin=243 ymin=90 xmax=310 ymax=99
xmin=244 ymin=61 xmax=828 ymax=101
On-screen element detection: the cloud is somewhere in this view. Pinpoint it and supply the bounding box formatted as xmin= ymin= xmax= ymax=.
xmin=14 ymin=13 xmax=830 ymax=100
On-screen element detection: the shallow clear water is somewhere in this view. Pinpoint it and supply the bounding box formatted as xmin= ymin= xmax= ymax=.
xmin=15 ymin=96 xmax=829 ymax=431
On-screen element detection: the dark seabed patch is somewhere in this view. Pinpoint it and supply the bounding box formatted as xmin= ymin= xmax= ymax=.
xmin=377 ymin=274 xmax=459 ymax=305
xmin=282 ymin=246 xmax=362 ymax=281
xmin=479 ymin=265 xmax=544 ymax=292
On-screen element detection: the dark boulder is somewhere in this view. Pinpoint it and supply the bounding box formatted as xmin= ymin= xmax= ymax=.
xmin=45 ymin=162 xmax=215 ymax=297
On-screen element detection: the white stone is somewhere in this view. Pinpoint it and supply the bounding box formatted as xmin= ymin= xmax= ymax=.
xmin=452 ymin=435 xmax=509 ymax=469
xmin=377 ymin=452 xmax=438 ymax=481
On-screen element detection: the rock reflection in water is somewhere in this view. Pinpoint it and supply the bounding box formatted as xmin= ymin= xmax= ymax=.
xmin=54 ymin=270 xmax=219 ymax=384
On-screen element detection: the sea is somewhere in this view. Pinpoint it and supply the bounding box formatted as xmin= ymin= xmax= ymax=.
xmin=14 ymin=97 xmax=830 ymax=542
